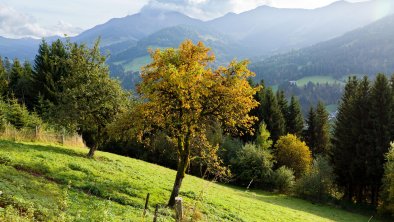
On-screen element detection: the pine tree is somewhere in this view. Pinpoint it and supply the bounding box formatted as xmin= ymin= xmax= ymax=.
xmin=368 ymin=74 xmax=393 ymax=204
xmin=0 ymin=57 xmax=8 ymax=96
xmin=314 ymin=101 xmax=330 ymax=155
xmin=32 ymin=39 xmax=69 ymax=108
xmin=9 ymin=59 xmax=24 ymax=97
xmin=332 ymin=76 xmax=359 ymax=201
xmin=276 ymin=90 xmax=288 ymax=129
xmin=286 ymin=96 xmax=304 ymax=137
xmin=261 ymin=88 xmax=285 ymax=144
xmin=304 ymin=107 xmax=316 ymax=154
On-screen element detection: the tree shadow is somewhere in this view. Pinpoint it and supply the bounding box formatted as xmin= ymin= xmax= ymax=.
xmin=0 ymin=140 xmax=88 ymax=159
xmin=239 ymin=191 xmax=381 ymax=222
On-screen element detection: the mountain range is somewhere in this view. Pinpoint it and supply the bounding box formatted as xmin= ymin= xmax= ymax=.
xmin=1 ymin=0 xmax=394 ymax=88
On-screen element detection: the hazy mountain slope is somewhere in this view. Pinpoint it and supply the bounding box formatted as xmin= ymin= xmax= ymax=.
xmin=109 ymin=24 xmax=244 ymax=66
xmin=251 ymin=14 xmax=394 ymax=84
xmin=0 ymin=37 xmax=41 ymax=60
xmin=73 ymin=7 xmax=203 ymax=47
xmin=208 ymin=0 xmax=394 ymax=57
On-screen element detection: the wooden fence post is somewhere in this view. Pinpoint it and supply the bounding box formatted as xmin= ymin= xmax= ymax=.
xmin=175 ymin=197 xmax=183 ymax=222
xmin=35 ymin=125 xmax=39 ymax=140
xmin=143 ymin=193 xmax=150 ymax=216
xmin=62 ymin=128 xmax=65 ymax=145
xmin=153 ymin=204 xmax=159 ymax=222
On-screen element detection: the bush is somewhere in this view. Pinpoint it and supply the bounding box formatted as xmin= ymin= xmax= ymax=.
xmin=218 ymin=135 xmax=243 ymax=166
xmin=294 ymin=155 xmax=334 ymax=202
xmin=379 ymin=143 xmax=394 ymax=216
xmin=275 ymin=134 xmax=312 ymax=177
xmin=231 ymin=143 xmax=275 ymax=187
xmin=271 ymin=166 xmax=295 ymax=193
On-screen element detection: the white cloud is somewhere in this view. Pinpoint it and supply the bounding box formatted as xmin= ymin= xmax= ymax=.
xmin=0 ymin=4 xmax=82 ymax=39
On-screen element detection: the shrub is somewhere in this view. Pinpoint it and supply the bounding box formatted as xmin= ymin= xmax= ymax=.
xmin=294 ymin=155 xmax=334 ymax=202
xmin=275 ymin=134 xmax=312 ymax=177
xmin=379 ymin=143 xmax=394 ymax=216
xmin=271 ymin=166 xmax=295 ymax=193
xmin=218 ymin=135 xmax=243 ymax=166
xmin=231 ymin=143 xmax=275 ymax=187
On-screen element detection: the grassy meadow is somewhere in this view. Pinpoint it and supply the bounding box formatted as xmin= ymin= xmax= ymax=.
xmin=0 ymin=140 xmax=382 ymax=221
xmin=296 ymin=76 xmax=344 ymax=87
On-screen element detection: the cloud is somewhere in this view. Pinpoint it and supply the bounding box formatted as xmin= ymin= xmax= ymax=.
xmin=144 ymin=0 xmax=272 ymax=20
xmin=0 ymin=4 xmax=83 ymax=39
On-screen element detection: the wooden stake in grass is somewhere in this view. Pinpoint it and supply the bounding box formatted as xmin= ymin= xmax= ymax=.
xmin=175 ymin=197 xmax=183 ymax=221
xmin=153 ymin=204 xmax=159 ymax=222
xmin=143 ymin=193 xmax=150 ymax=216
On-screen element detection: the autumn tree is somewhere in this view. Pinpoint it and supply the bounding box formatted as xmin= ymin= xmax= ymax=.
xmin=135 ymin=40 xmax=259 ymax=207
xmin=275 ymin=134 xmax=312 ymax=177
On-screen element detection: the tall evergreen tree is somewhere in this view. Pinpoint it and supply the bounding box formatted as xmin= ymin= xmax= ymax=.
xmin=368 ymin=74 xmax=393 ymax=204
xmin=304 ymin=107 xmax=317 ymax=154
xmin=9 ymin=59 xmax=24 ymax=97
xmin=276 ymin=90 xmax=288 ymax=128
xmin=32 ymin=39 xmax=69 ymax=108
xmin=314 ymin=101 xmax=330 ymax=155
xmin=0 ymin=57 xmax=8 ymax=96
xmin=261 ymin=88 xmax=285 ymax=144
xmin=332 ymin=76 xmax=359 ymax=201
xmin=286 ymin=96 xmax=304 ymax=137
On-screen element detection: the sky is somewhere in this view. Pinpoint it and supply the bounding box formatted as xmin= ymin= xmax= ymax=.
xmin=0 ymin=0 xmax=370 ymax=38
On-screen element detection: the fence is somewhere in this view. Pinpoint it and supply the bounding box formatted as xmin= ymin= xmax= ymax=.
xmin=0 ymin=124 xmax=85 ymax=148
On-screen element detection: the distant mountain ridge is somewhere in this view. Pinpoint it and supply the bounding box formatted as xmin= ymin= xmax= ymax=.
xmin=250 ymin=13 xmax=394 ymax=84
xmin=1 ymin=0 xmax=394 ymax=89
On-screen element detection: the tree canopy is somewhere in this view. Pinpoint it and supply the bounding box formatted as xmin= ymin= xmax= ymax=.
xmin=134 ymin=40 xmax=259 ymax=207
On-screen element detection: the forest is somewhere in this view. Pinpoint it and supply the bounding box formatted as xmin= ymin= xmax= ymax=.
xmin=1 ymin=38 xmax=394 ymax=219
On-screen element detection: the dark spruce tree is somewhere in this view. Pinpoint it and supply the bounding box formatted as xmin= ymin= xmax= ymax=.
xmin=260 ymin=87 xmax=285 ymax=144
xmin=0 ymin=57 xmax=8 ymax=96
xmin=314 ymin=101 xmax=330 ymax=155
xmin=368 ymin=74 xmax=393 ymax=205
xmin=304 ymin=107 xmax=316 ymax=154
xmin=332 ymin=76 xmax=359 ymax=201
xmin=286 ymin=96 xmax=304 ymax=137
xmin=276 ymin=90 xmax=288 ymax=128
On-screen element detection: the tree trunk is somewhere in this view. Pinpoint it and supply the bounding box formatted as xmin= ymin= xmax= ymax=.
xmin=87 ymin=146 xmax=97 ymax=158
xmin=168 ymin=153 xmax=190 ymax=207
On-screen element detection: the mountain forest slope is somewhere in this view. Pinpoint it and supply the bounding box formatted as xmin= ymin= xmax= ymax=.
xmin=0 ymin=140 xmax=378 ymax=222
xmin=251 ymin=14 xmax=394 ymax=85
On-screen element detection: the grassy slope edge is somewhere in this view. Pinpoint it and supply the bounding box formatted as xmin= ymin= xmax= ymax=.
xmin=0 ymin=141 xmax=378 ymax=221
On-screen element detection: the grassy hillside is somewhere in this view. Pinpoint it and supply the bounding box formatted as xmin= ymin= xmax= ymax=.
xmin=0 ymin=140 xmax=379 ymax=221
xmin=295 ymin=76 xmax=344 ymax=87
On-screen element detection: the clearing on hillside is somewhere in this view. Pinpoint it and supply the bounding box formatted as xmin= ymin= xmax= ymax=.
xmin=0 ymin=140 xmax=380 ymax=221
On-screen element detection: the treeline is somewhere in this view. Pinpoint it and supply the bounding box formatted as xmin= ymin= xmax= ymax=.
xmin=278 ymin=82 xmax=343 ymax=115
xmin=0 ymin=39 xmax=129 ymax=157
xmin=332 ymin=75 xmax=394 ymax=207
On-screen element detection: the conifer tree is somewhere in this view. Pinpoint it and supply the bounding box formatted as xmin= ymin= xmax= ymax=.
xmin=287 ymin=96 xmax=304 ymax=137
xmin=332 ymin=76 xmax=359 ymax=201
xmin=314 ymin=101 xmax=330 ymax=155
xmin=368 ymin=74 xmax=393 ymax=204
xmin=9 ymin=59 xmax=24 ymax=96
xmin=261 ymin=88 xmax=285 ymax=143
xmin=276 ymin=90 xmax=288 ymax=128
xmin=304 ymin=107 xmax=316 ymax=154
xmin=0 ymin=57 xmax=8 ymax=96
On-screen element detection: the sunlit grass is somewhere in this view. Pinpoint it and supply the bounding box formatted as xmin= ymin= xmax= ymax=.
xmin=0 ymin=140 xmax=379 ymax=221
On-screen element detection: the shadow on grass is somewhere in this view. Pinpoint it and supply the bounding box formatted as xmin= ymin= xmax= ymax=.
xmin=0 ymin=140 xmax=88 ymax=159
xmin=238 ymin=191 xmax=384 ymax=222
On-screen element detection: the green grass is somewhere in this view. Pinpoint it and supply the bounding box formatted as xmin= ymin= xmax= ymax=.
xmin=0 ymin=140 xmax=380 ymax=221
xmin=296 ymin=76 xmax=343 ymax=87
xmin=123 ymin=56 xmax=151 ymax=72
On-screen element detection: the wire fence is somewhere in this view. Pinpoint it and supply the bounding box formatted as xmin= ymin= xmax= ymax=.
xmin=0 ymin=124 xmax=85 ymax=148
